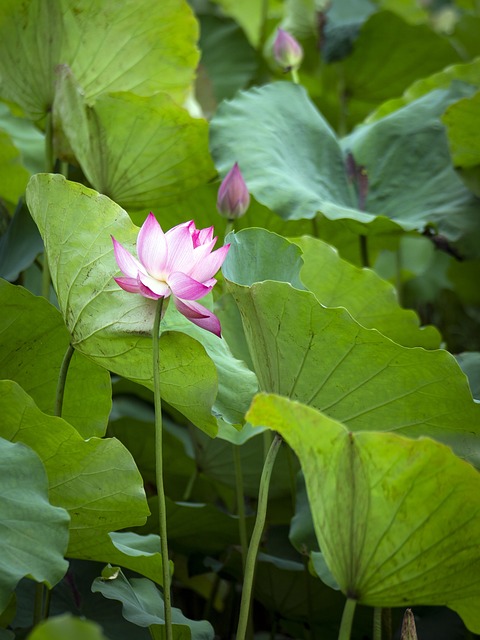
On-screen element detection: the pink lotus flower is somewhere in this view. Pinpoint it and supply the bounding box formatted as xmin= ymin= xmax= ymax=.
xmin=112 ymin=213 xmax=230 ymax=337
xmin=273 ymin=29 xmax=303 ymax=72
xmin=217 ymin=162 xmax=250 ymax=220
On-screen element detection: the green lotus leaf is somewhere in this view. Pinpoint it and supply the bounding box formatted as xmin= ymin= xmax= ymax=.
xmin=367 ymin=57 xmax=480 ymax=122
xmin=0 ymin=380 xmax=149 ymax=567
xmin=340 ymin=11 xmax=460 ymax=125
xmin=210 ymin=80 xmax=480 ymax=256
xmin=0 ymin=437 xmax=69 ymax=611
xmin=223 ymin=230 xmax=480 ymax=464
xmin=0 ymin=0 xmax=198 ymax=120
xmin=0 ymin=279 xmax=111 ymax=438
xmin=92 ymin=568 xmax=214 ymax=639
xmin=294 ymin=235 xmax=441 ymax=348
xmin=442 ymin=90 xmax=480 ymax=196
xmin=53 ymin=67 xmax=215 ymax=210
xmin=247 ymin=393 xmax=480 ymax=633
xmin=26 ymin=614 xmax=109 ymax=640
xmin=0 ymin=102 xmax=45 ymax=174
xmin=0 ymin=130 xmax=30 ymax=206
xmin=210 ymin=0 xmax=265 ymax=46
xmin=26 ymin=173 xmax=241 ymax=436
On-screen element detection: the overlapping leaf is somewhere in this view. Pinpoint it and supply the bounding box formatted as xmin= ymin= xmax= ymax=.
xmin=223 ymin=229 xmax=480 ymax=464
xmin=0 ymin=279 xmax=111 ymax=438
xmin=295 ymin=235 xmax=441 ymax=348
xmin=0 ymin=437 xmax=69 ymax=611
xmin=210 ymin=80 xmax=480 ymax=257
xmin=53 ymin=68 xmax=215 ymax=210
xmin=92 ymin=569 xmax=214 ymax=639
xmin=0 ymin=381 xmax=150 ymax=567
xmin=248 ymin=393 xmax=480 ymax=633
xmin=0 ymin=0 xmax=198 ymax=120
xmin=26 ymin=174 xmax=255 ymax=435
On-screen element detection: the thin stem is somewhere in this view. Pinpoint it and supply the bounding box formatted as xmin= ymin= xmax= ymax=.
xmin=33 ymin=583 xmax=44 ymax=625
xmin=182 ymin=466 xmax=198 ymax=502
xmin=233 ymin=444 xmax=248 ymax=572
xmin=263 ymin=429 xmax=273 ymax=460
xmin=224 ymin=219 xmax=235 ymax=242
xmin=338 ymin=598 xmax=357 ymax=640
xmin=235 ymin=433 xmax=283 ymax=640
xmin=291 ymin=68 xmax=300 ymax=84
xmin=55 ymin=344 xmax=74 ymax=417
xmin=373 ymin=607 xmax=382 ymax=640
xmin=359 ymin=235 xmax=370 ymax=268
xmin=152 ymin=298 xmax=173 ymax=640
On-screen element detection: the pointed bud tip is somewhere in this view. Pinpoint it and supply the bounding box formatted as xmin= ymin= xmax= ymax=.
xmin=217 ymin=163 xmax=250 ymax=220
xmin=273 ymin=28 xmax=303 ymax=72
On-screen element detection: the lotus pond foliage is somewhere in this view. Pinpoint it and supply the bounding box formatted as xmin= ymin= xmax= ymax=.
xmin=0 ymin=1 xmax=480 ymax=639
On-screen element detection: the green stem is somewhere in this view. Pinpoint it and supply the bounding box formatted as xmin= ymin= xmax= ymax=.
xmin=338 ymin=598 xmax=357 ymax=640
xmin=373 ymin=607 xmax=382 ymax=640
xmin=233 ymin=444 xmax=248 ymax=572
xmin=291 ymin=68 xmax=300 ymax=84
xmin=224 ymin=219 xmax=235 ymax=242
xmin=235 ymin=433 xmax=283 ymax=640
xmin=33 ymin=584 xmax=44 ymax=626
xmin=55 ymin=343 xmax=74 ymax=417
xmin=152 ymin=298 xmax=173 ymax=640
xmin=182 ymin=466 xmax=198 ymax=502
xmin=359 ymin=235 xmax=370 ymax=268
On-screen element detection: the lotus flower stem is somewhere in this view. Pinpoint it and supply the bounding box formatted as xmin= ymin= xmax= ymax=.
xmin=373 ymin=607 xmax=382 ymax=640
xmin=55 ymin=343 xmax=74 ymax=417
xmin=235 ymin=432 xmax=283 ymax=640
xmin=338 ymin=598 xmax=357 ymax=640
xmin=152 ymin=297 xmax=173 ymax=640
xmin=233 ymin=444 xmax=248 ymax=572
xmin=291 ymin=68 xmax=300 ymax=84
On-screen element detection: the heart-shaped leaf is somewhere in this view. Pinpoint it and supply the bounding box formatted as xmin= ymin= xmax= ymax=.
xmin=0 ymin=280 xmax=111 ymax=438
xmin=0 ymin=0 xmax=198 ymax=120
xmin=0 ymin=437 xmax=69 ymax=611
xmin=248 ymin=393 xmax=480 ymax=633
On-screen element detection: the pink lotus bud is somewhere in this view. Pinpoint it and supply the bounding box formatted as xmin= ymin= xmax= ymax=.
xmin=273 ymin=29 xmax=303 ymax=72
xmin=217 ymin=163 xmax=250 ymax=220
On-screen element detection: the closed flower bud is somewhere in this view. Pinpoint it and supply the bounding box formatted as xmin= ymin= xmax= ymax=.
xmin=273 ymin=28 xmax=303 ymax=72
xmin=217 ymin=162 xmax=250 ymax=220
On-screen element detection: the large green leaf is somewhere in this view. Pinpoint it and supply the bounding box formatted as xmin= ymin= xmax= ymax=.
xmin=27 ymin=614 xmax=109 ymax=640
xmin=0 ymin=437 xmax=69 ymax=611
xmin=223 ymin=229 xmax=480 ymax=464
xmin=0 ymin=130 xmax=30 ymax=206
xmin=295 ymin=235 xmax=441 ymax=348
xmin=0 ymin=280 xmax=111 ymax=436
xmin=92 ymin=569 xmax=214 ymax=639
xmin=26 ymin=174 xmax=219 ymax=436
xmin=0 ymin=380 xmax=149 ymax=564
xmin=367 ymin=57 xmax=480 ymax=122
xmin=442 ymin=90 xmax=480 ymax=196
xmin=248 ymin=393 xmax=480 ymax=633
xmin=0 ymin=279 xmax=111 ymax=438
xmin=339 ymin=11 xmax=460 ymax=126
xmin=0 ymin=0 xmax=198 ymax=120
xmin=210 ymin=81 xmax=480 ymax=256
xmin=53 ymin=68 xmax=215 ymax=209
